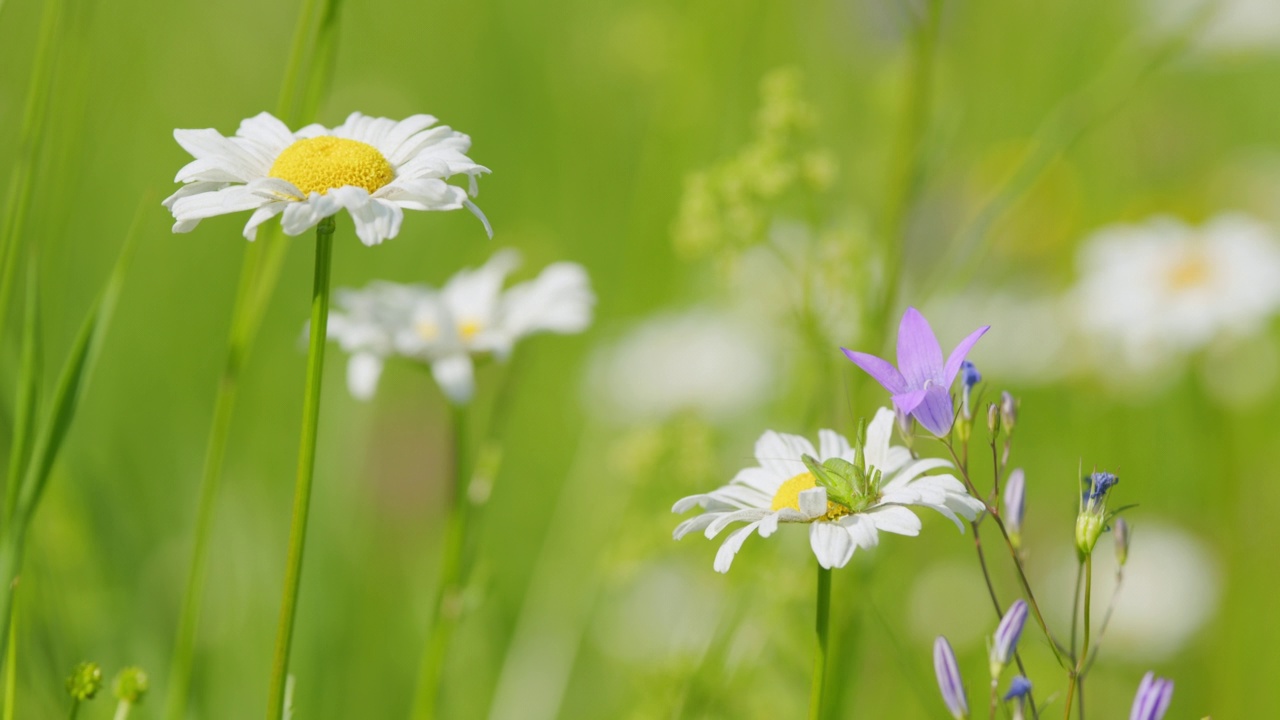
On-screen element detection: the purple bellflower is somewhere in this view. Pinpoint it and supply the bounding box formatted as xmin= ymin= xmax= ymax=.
xmin=842 ymin=308 xmax=989 ymax=437
xmin=1129 ymin=672 xmax=1173 ymax=720
xmin=933 ymin=636 xmax=969 ymax=720
xmin=1004 ymin=676 xmax=1032 ymax=720
xmin=989 ymin=599 xmax=1029 ymax=680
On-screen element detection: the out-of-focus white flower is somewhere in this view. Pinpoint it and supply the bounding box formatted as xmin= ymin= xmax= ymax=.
xmin=584 ymin=308 xmax=775 ymax=423
xmin=672 ymin=409 xmax=984 ymax=573
xmin=1042 ymin=522 xmax=1220 ymax=661
xmin=1072 ymin=213 xmax=1280 ymax=374
xmin=1143 ymin=0 xmax=1280 ymax=54
xmin=590 ymin=562 xmax=723 ymax=666
xmin=163 ymin=112 xmax=490 ymax=245
xmin=325 ymin=250 xmax=594 ymax=403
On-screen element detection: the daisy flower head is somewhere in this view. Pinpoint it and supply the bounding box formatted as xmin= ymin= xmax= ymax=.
xmin=163 ymin=111 xmax=490 ymax=246
xmin=325 ymin=249 xmax=594 ymax=404
xmin=672 ymin=407 xmax=984 ymax=573
xmin=1072 ymin=213 xmax=1280 ymax=372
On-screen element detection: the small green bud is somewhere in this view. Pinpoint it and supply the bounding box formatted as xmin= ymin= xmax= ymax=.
xmin=1000 ymin=391 xmax=1018 ymax=434
xmin=66 ymin=662 xmax=102 ymax=701
xmin=1075 ymin=514 xmax=1105 ymax=558
xmin=1113 ymin=518 xmax=1131 ymax=567
xmin=113 ymin=667 xmax=149 ymax=704
xmin=987 ymin=402 xmax=1000 ymax=435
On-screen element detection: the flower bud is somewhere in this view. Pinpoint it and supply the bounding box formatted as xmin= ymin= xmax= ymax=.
xmin=987 ymin=402 xmax=1000 ymax=435
xmin=113 ymin=667 xmax=149 ymax=705
xmin=1004 ymin=676 xmax=1032 ymax=720
xmin=960 ymin=361 xmax=981 ymax=422
xmin=989 ymin=600 xmax=1028 ymax=681
xmin=66 ymin=662 xmax=102 ymax=701
xmin=999 ymin=391 xmax=1017 ymax=433
xmin=1003 ymin=468 xmax=1026 ymax=550
xmin=1113 ymin=517 xmax=1131 ymax=567
xmin=933 ymin=636 xmax=969 ymax=720
xmin=1129 ymin=671 xmax=1173 ymax=720
xmin=1075 ymin=471 xmax=1119 ymax=558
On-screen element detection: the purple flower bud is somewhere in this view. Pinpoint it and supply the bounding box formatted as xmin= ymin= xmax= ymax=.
xmin=960 ymin=361 xmax=981 ymax=390
xmin=933 ymin=636 xmax=968 ymax=720
xmin=989 ymin=599 xmax=1028 ymax=679
xmin=1003 ymin=468 xmax=1026 ymax=548
xmin=1129 ymin=672 xmax=1173 ymax=720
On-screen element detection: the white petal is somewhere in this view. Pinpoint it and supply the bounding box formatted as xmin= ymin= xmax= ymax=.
xmin=496 ymin=263 xmax=594 ymax=343
xmin=809 ymin=522 xmax=856 ymax=569
xmin=280 ymin=193 xmax=341 ymax=236
xmin=235 ymin=112 xmax=297 ymax=155
xmin=162 ymin=181 xmax=228 ymax=209
xmin=673 ymin=512 xmax=721 ymax=540
xmin=430 ymin=353 xmax=475 ymax=405
xmin=346 ymin=352 xmax=384 ymax=400
xmin=867 ymin=505 xmax=922 ymax=536
xmin=378 ymin=114 xmax=440 ymax=162
xmin=841 ymin=514 xmax=881 ymax=550
xmin=465 ymin=199 xmax=493 ymax=238
xmin=754 ymin=431 xmax=801 ymax=478
xmin=729 ymin=467 xmax=782 ymax=494
xmin=242 ymin=202 xmax=287 ymax=241
xmin=863 ymin=408 xmax=896 ymax=472
xmin=797 ymin=487 xmax=828 ymax=518
xmin=173 ymin=127 xmax=270 ymax=181
xmin=375 ymin=178 xmax=467 ymax=211
xmin=714 ymin=521 xmax=761 ymax=573
xmin=818 ymin=429 xmax=851 ymax=461
xmin=329 ymin=187 xmax=404 ymax=246
xmin=170 ymin=185 xmax=270 ymax=223
xmin=881 ymin=458 xmax=954 ymax=491
xmin=704 ymin=508 xmax=768 ymax=539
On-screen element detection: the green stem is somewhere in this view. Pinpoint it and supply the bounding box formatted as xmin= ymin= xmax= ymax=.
xmin=1063 ymin=554 xmax=1093 ymax=720
xmin=411 ymin=404 xmax=472 ymax=720
xmin=264 ymin=217 xmax=335 ymax=720
xmin=2 ymin=594 xmax=15 ymax=720
xmin=112 ymin=700 xmax=132 ymax=720
xmin=67 ymin=700 xmax=79 ymax=720
xmin=808 ymin=564 xmax=832 ymax=720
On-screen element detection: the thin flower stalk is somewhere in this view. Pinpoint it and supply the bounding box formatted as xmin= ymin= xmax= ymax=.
xmin=411 ymin=406 xmax=474 ymax=720
xmin=265 ymin=217 xmax=336 ymax=720
xmin=1064 ymin=553 xmax=1094 ymax=720
xmin=809 ymin=565 xmax=832 ymax=720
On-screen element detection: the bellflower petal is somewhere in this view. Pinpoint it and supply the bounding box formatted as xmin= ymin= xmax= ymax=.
xmin=1129 ymin=672 xmax=1174 ymax=720
xmin=892 ymin=388 xmax=929 ymax=416
xmin=897 ymin=307 xmax=945 ymax=388
xmin=933 ymin=636 xmax=969 ymax=720
xmin=942 ymin=325 xmax=991 ymax=386
xmin=912 ymin=385 xmax=955 ymax=437
xmin=841 ymin=349 xmax=908 ymax=394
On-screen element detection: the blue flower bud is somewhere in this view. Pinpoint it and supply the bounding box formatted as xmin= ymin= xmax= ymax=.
xmin=1003 ymin=468 xmax=1026 ymax=550
xmin=1004 ymin=676 xmax=1032 ymax=720
xmin=1076 ymin=471 xmax=1120 ymax=557
xmin=989 ymin=599 xmax=1028 ymax=680
xmin=1129 ymin=672 xmax=1173 ymax=720
xmin=961 ymin=360 xmax=981 ymax=390
xmin=933 ymin=636 xmax=969 ymax=720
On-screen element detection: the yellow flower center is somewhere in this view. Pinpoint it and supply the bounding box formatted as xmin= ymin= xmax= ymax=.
xmin=770 ymin=472 xmax=850 ymax=521
xmin=268 ymin=136 xmax=394 ymax=196
xmin=458 ymin=320 xmax=482 ymax=340
xmin=1166 ymin=252 xmax=1212 ymax=290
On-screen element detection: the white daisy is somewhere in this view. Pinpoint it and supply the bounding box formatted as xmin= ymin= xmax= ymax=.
xmin=326 ymin=249 xmax=594 ymax=404
xmin=163 ymin=111 xmax=490 ymax=246
xmin=1071 ymin=213 xmax=1280 ymax=373
xmin=672 ymin=408 xmax=984 ymax=573
xmin=326 ymin=282 xmax=431 ymax=400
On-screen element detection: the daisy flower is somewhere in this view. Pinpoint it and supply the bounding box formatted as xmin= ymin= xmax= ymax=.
xmin=1072 ymin=213 xmax=1280 ymax=372
xmin=326 ymin=249 xmax=595 ymax=404
xmin=671 ymin=407 xmax=984 ymax=573
xmin=163 ymin=111 xmax=490 ymax=246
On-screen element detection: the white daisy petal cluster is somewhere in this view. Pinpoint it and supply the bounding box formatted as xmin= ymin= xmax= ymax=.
xmin=325 ymin=249 xmax=594 ymax=404
xmin=1072 ymin=213 xmax=1280 ymax=371
xmin=163 ymin=111 xmax=490 ymax=246
xmin=672 ymin=408 xmax=984 ymax=573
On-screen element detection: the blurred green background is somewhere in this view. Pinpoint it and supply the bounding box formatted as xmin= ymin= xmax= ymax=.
xmin=1 ymin=0 xmax=1278 ymax=716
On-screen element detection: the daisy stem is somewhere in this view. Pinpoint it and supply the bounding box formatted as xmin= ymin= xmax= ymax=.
xmin=808 ymin=564 xmax=832 ymax=720
xmin=264 ymin=216 xmax=335 ymax=720
xmin=411 ymin=404 xmax=472 ymax=720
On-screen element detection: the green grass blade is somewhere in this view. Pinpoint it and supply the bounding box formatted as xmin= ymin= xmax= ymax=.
xmin=4 ymin=260 xmax=43 ymax=528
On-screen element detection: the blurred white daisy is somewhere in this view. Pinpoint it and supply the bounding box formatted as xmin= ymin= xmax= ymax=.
xmin=163 ymin=111 xmax=490 ymax=246
xmin=1143 ymin=0 xmax=1280 ymax=54
xmin=583 ymin=308 xmax=776 ymax=423
xmin=327 ymin=282 xmax=431 ymax=400
xmin=1072 ymin=213 xmax=1280 ymax=374
xmin=327 ymin=249 xmax=594 ymax=404
xmin=672 ymin=408 xmax=984 ymax=573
